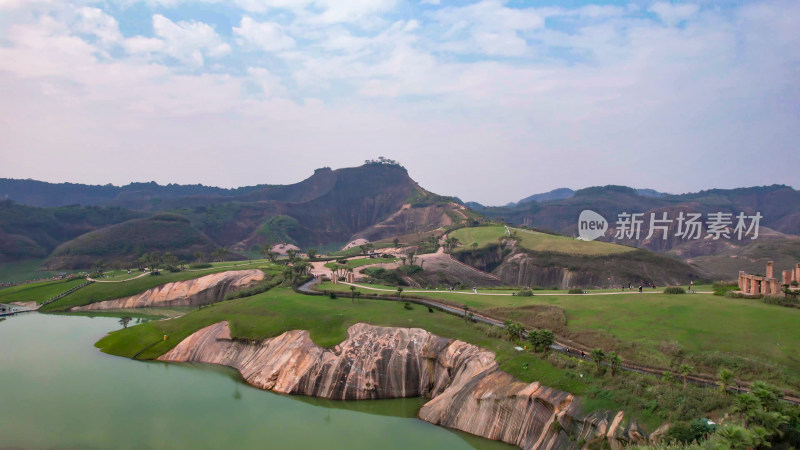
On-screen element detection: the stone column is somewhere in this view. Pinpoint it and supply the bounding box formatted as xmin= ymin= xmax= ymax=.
xmin=746 ymin=277 xmax=752 ymax=294
xmin=795 ymin=264 xmax=800 ymax=284
xmin=771 ymin=279 xmax=781 ymax=296
xmin=784 ymin=270 xmax=792 ymax=286
xmin=766 ymin=261 xmax=774 ymax=279
xmin=738 ymin=272 xmax=744 ymax=291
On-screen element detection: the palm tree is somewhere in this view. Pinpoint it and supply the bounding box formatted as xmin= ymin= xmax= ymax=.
xmin=590 ymin=348 xmax=606 ymax=372
xmin=396 ymin=287 xmax=403 ymax=300
xmin=718 ymin=368 xmax=734 ymax=394
xmin=732 ymin=393 xmax=760 ymax=426
xmin=307 ymin=248 xmax=318 ymax=259
xmin=608 ymin=352 xmax=622 ymax=377
xmin=349 ymin=285 xmax=357 ymax=303
xmin=679 ymin=364 xmax=693 ymax=387
xmin=714 ymin=425 xmax=754 ymax=450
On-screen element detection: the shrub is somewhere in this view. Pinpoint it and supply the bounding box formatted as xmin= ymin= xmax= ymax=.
xmin=189 ymin=263 xmax=212 ymax=269
xmin=517 ymin=288 xmax=534 ymax=296
xmin=568 ymin=288 xmax=584 ymax=294
xmin=404 ymin=302 xmax=413 ymax=310
xmin=398 ymin=265 xmax=423 ymax=275
xmin=664 ymin=287 xmax=686 ymax=294
xmin=328 ymin=291 xmax=337 ymax=299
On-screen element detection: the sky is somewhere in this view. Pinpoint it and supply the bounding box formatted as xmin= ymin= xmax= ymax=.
xmin=0 ymin=0 xmax=798 ymax=205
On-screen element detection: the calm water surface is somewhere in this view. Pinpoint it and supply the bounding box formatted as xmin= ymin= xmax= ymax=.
xmin=0 ymin=312 xmax=512 ymax=449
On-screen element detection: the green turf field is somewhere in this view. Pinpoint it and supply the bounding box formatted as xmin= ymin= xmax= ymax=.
xmin=318 ymin=280 xmax=799 ymax=390
xmin=0 ymin=278 xmax=87 ymax=305
xmin=450 ymin=226 xmax=634 ymax=256
xmin=39 ymin=262 xmax=279 ymax=312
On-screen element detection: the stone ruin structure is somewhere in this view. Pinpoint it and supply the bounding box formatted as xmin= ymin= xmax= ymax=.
xmin=739 ymin=261 xmax=800 ymax=296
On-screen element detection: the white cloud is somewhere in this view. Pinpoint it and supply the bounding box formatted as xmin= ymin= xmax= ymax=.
xmin=124 ymin=14 xmax=231 ymax=66
xmin=429 ymin=0 xmax=546 ymax=56
xmin=75 ymin=7 xmax=123 ymax=47
xmin=649 ymin=2 xmax=700 ymax=26
xmin=0 ymin=0 xmax=799 ymax=203
xmin=234 ymin=17 xmax=295 ymax=52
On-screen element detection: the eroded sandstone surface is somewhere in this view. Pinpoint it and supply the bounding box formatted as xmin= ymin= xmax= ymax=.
xmin=71 ymin=270 xmax=264 ymax=311
xmin=159 ymin=321 xmax=643 ymax=449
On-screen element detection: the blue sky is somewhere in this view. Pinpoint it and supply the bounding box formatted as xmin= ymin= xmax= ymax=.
xmin=0 ymin=0 xmax=797 ymax=204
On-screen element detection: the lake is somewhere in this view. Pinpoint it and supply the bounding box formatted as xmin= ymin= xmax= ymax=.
xmin=0 ymin=312 xmax=511 ymax=449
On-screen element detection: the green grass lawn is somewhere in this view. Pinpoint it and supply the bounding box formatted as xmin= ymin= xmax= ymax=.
xmin=0 ymin=259 xmax=81 ymax=283
xmin=96 ymin=287 xmax=589 ymax=393
xmin=450 ymin=226 xmax=634 ymax=256
xmin=324 ymin=256 xmax=396 ymax=270
xmin=96 ymin=287 xmax=732 ymax=429
xmin=0 ymin=278 xmax=87 ymax=305
xmin=318 ymin=281 xmax=800 ymax=390
xmin=40 ymin=262 xmax=280 ymax=312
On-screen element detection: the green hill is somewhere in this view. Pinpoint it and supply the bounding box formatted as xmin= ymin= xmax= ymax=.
xmin=43 ymin=213 xmax=220 ymax=269
xmin=451 ymin=226 xmax=633 ymax=256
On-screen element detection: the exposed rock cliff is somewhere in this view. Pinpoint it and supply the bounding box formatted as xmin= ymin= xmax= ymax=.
xmin=71 ymin=270 xmax=264 ymax=311
xmin=159 ymin=322 xmax=644 ymax=449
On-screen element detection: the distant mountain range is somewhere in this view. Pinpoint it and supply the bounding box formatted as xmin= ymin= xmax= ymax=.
xmin=1 ymin=167 xmax=797 ymax=278
xmin=0 ymin=163 xmax=474 ymax=269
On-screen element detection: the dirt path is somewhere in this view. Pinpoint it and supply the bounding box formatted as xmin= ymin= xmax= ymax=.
xmin=88 ymin=271 xmax=150 ymax=283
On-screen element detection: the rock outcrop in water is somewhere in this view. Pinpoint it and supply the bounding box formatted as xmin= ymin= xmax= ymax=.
xmin=71 ymin=270 xmax=264 ymax=311
xmin=160 ymin=321 xmax=645 ymax=449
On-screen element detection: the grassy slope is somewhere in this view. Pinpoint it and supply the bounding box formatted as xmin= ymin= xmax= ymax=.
xmin=324 ymin=256 xmax=395 ymax=270
xmin=96 ymin=287 xmax=588 ymax=392
xmin=95 ymin=287 xmax=738 ymax=429
xmin=319 ymin=281 xmax=800 ymax=389
xmin=0 ymin=278 xmax=87 ymax=305
xmin=40 ymin=262 xmax=277 ymax=312
xmin=0 ymin=259 xmax=81 ymax=283
xmin=451 ymin=226 xmax=634 ymax=256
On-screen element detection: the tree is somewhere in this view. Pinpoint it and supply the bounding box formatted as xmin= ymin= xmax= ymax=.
xmin=472 ymin=242 xmax=479 ymax=249
xmin=393 ymin=238 xmax=400 ymax=248
xmin=259 ymin=244 xmax=271 ymax=261
xmin=406 ymin=251 xmax=417 ymax=266
xmin=92 ymin=259 xmax=105 ymax=275
xmin=679 ymin=363 xmax=693 ymax=387
xmin=608 ymin=352 xmax=622 ymax=377
xmin=590 ymin=348 xmax=606 ymax=371
xmin=349 ymin=285 xmax=357 ymax=303
xmin=146 ymin=252 xmax=162 ymax=274
xmin=119 ymin=316 xmax=132 ymax=329
xmin=359 ymin=243 xmax=374 ymax=256
xmin=733 ymin=393 xmax=761 ymax=426
xmin=286 ymin=249 xmax=298 ymax=261
xmin=266 ymin=251 xmax=278 ymax=263
xmin=528 ymin=329 xmax=554 ymax=353
xmin=718 ymin=368 xmax=734 ymax=394
xmin=504 ymin=320 xmax=524 ymax=341
xmin=714 ymin=424 xmax=756 ymax=450
xmin=162 ymin=252 xmax=179 ymax=271
xmin=193 ymin=251 xmax=205 ymax=262
xmin=212 ymin=248 xmax=229 ymax=262
xmin=444 ymin=237 xmax=460 ymax=252
xmin=396 ymin=286 xmax=403 ymax=299
xmin=307 ymin=248 xmax=318 ymax=259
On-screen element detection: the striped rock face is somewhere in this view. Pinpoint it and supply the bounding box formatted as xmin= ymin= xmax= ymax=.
xmin=71 ymin=270 xmax=264 ymax=311
xmin=159 ymin=322 xmax=639 ymax=449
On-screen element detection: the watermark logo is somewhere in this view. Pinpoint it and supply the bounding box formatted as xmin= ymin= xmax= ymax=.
xmin=578 ymin=210 xmax=608 ymax=241
xmin=577 ymin=210 xmax=762 ymax=241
